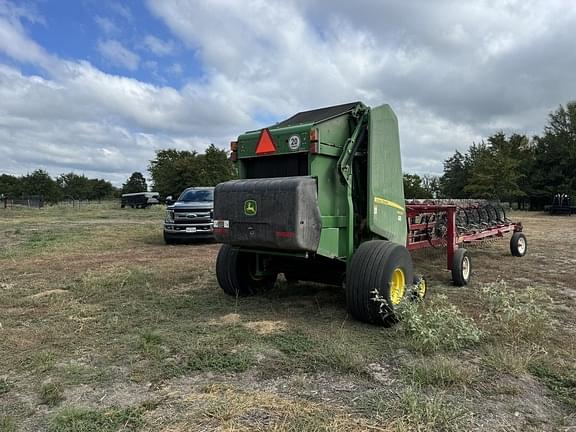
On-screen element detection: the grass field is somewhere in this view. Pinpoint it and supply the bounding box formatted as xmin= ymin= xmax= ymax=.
xmin=1 ymin=203 xmax=575 ymax=431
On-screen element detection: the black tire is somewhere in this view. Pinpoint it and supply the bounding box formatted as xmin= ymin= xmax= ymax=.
xmin=452 ymin=248 xmax=471 ymax=286
xmin=346 ymin=240 xmax=414 ymax=325
xmin=510 ymin=232 xmax=527 ymax=257
xmin=216 ymin=244 xmax=277 ymax=297
xmin=121 ymin=204 xmax=125 ymax=208
xmin=163 ymin=232 xmax=176 ymax=245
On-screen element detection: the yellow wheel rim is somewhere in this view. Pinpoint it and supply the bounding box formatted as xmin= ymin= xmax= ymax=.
xmin=390 ymin=268 xmax=406 ymax=305
xmin=417 ymin=278 xmax=427 ymax=299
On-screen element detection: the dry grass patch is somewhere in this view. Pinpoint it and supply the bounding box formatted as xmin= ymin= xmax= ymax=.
xmin=1 ymin=207 xmax=575 ymax=430
xmin=356 ymin=386 xmax=470 ymax=431
xmin=482 ymin=343 xmax=545 ymax=376
xmin=49 ymin=405 xmax=146 ymax=432
xmin=244 ymin=320 xmax=287 ymax=335
xmin=39 ymin=381 xmax=65 ymax=407
xmin=528 ymin=358 xmax=576 ymax=409
xmin=479 ymin=281 xmax=553 ymax=344
xmin=0 ymin=416 xmax=17 ymax=432
xmin=402 ymin=356 xmax=479 ymax=388
xmin=180 ymin=384 xmax=380 ymax=431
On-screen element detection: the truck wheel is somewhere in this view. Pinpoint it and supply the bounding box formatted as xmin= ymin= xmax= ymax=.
xmin=452 ymin=248 xmax=471 ymax=286
xmin=163 ymin=232 xmax=176 ymax=245
xmin=346 ymin=240 xmax=413 ymax=325
xmin=510 ymin=232 xmax=527 ymax=257
xmin=216 ymin=245 xmax=277 ymax=297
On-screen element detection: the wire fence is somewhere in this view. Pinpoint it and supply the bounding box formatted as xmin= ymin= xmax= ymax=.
xmin=0 ymin=197 xmax=122 ymax=210
xmin=1 ymin=195 xmax=44 ymax=209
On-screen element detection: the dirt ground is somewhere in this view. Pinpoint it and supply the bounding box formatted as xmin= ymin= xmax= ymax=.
xmin=0 ymin=205 xmax=574 ymax=431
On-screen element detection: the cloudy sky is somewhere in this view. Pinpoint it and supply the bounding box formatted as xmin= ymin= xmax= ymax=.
xmin=1 ymin=0 xmax=575 ymax=185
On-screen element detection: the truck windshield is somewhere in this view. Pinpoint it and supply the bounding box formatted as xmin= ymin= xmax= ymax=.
xmin=179 ymin=190 xmax=214 ymax=202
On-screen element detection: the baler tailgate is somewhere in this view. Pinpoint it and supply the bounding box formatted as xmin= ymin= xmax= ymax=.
xmin=213 ymin=176 xmax=322 ymax=252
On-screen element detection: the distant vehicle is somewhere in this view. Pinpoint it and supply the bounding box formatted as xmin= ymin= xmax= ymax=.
xmin=544 ymin=193 xmax=575 ymax=215
xmin=121 ymin=192 xmax=160 ymax=209
xmin=163 ymin=187 xmax=215 ymax=243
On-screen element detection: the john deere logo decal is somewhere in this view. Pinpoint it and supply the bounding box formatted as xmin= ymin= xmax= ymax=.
xmin=244 ymin=200 xmax=257 ymax=216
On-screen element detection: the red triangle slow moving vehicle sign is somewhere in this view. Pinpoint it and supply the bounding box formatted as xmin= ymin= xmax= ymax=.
xmin=255 ymin=128 xmax=276 ymax=155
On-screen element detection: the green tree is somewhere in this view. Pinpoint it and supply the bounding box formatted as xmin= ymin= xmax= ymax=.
xmin=440 ymin=102 xmax=576 ymax=207
xmin=88 ymin=178 xmax=116 ymax=200
xmin=57 ymin=173 xmax=91 ymax=199
xmin=0 ymin=174 xmax=22 ymax=197
xmin=149 ymin=149 xmax=201 ymax=197
xmin=148 ymin=146 xmax=236 ymax=197
xmin=421 ymin=174 xmax=441 ymax=198
xmin=201 ymin=144 xmax=237 ymax=185
xmin=463 ymin=139 xmax=524 ymax=201
xmin=403 ymin=174 xmax=433 ymax=199
xmin=20 ymin=170 xmax=62 ymax=203
xmin=440 ymin=134 xmax=529 ymax=202
xmin=439 ymin=151 xmax=470 ymax=198
xmin=491 ymin=132 xmax=534 ymax=207
xmin=122 ymin=172 xmax=148 ymax=194
xmin=530 ymin=102 xmax=576 ymax=207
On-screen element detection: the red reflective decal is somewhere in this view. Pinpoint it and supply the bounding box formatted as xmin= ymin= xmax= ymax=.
xmin=275 ymin=231 xmax=295 ymax=238
xmin=255 ymin=128 xmax=276 ymax=155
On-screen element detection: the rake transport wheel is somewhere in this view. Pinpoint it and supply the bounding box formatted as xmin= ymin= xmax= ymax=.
xmin=346 ymin=240 xmax=413 ymax=325
xmin=452 ymin=248 xmax=471 ymax=286
xmin=216 ymin=244 xmax=277 ymax=296
xmin=510 ymin=232 xmax=527 ymax=257
xmin=412 ymin=275 xmax=428 ymax=301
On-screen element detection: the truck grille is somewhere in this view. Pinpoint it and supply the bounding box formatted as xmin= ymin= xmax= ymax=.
xmin=173 ymin=209 xmax=212 ymax=224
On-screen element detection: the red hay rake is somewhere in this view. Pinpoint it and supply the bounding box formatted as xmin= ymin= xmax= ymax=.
xmin=405 ymin=201 xmax=525 ymax=286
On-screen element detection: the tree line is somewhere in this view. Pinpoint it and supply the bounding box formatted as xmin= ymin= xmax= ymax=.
xmin=0 ymin=171 xmax=115 ymax=204
xmin=122 ymin=144 xmax=236 ymax=198
xmin=0 ymin=144 xmax=235 ymax=203
xmin=403 ymin=101 xmax=576 ymax=208
xmin=4 ymin=101 xmax=573 ymax=207
xmin=148 ymin=144 xmax=236 ymax=198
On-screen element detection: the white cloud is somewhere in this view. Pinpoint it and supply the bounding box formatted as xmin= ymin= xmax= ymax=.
xmin=146 ymin=0 xmax=576 ymax=173
xmin=109 ymin=4 xmax=132 ymax=21
xmin=96 ymin=39 xmax=140 ymax=71
xmin=94 ymin=15 xmax=119 ymax=36
xmin=143 ymin=35 xmax=176 ymax=56
xmin=0 ymin=6 xmax=56 ymax=69
xmin=0 ymin=65 xmax=222 ymax=184
xmin=1 ymin=0 xmax=576 ymax=185
xmin=0 ymin=0 xmax=44 ymax=24
xmin=167 ymin=62 xmax=182 ymax=75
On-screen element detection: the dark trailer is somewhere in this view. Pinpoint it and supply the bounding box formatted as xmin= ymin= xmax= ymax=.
xmin=544 ymin=194 xmax=575 ymax=215
xmin=120 ymin=192 xmax=160 ymax=209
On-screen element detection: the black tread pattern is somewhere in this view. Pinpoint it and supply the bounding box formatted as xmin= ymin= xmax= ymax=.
xmin=346 ymin=240 xmax=413 ymax=325
xmin=510 ymin=232 xmax=527 ymax=257
xmin=216 ymin=245 xmax=277 ymax=297
xmin=452 ymin=248 xmax=470 ymax=286
xmin=216 ymin=244 xmax=239 ymax=295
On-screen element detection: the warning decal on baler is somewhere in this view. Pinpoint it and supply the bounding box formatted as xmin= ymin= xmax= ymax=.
xmin=255 ymin=128 xmax=277 ymax=155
